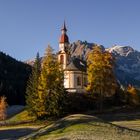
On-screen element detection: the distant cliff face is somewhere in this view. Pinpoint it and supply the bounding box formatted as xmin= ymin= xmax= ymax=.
xmin=25 ymin=40 xmax=140 ymax=87
xmin=69 ymin=40 xmax=104 ymax=60
xmin=106 ymin=45 xmax=140 ymax=86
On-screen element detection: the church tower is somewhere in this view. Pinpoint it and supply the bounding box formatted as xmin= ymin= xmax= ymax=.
xmin=58 ymin=21 xmax=70 ymax=69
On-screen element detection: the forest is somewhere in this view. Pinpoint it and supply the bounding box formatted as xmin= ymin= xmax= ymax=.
xmin=0 ymin=52 xmax=31 ymax=105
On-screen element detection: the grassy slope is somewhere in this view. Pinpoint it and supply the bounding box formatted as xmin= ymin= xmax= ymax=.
xmin=21 ymin=114 xmax=140 ymax=140
xmin=0 ymin=110 xmax=43 ymax=129
xmin=7 ymin=110 xmax=36 ymax=123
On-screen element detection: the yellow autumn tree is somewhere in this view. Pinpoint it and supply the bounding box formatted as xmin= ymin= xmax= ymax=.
xmin=37 ymin=45 xmax=66 ymax=118
xmin=86 ymin=45 xmax=117 ymax=111
xmin=127 ymin=85 xmax=140 ymax=105
xmin=0 ymin=96 xmax=7 ymax=120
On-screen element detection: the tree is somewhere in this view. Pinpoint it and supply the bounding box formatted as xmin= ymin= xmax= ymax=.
xmin=86 ymin=45 xmax=117 ymax=111
xmin=26 ymin=52 xmax=41 ymax=117
xmin=37 ymin=45 xmax=66 ymax=118
xmin=0 ymin=96 xmax=7 ymax=120
xmin=127 ymin=85 xmax=140 ymax=105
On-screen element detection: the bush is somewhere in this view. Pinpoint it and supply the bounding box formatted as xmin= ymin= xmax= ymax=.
xmin=65 ymin=93 xmax=95 ymax=113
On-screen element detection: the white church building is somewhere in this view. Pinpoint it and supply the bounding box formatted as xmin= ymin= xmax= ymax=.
xmin=58 ymin=22 xmax=87 ymax=93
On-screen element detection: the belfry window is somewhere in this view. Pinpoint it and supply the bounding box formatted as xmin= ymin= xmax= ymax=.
xmin=60 ymin=55 xmax=64 ymax=64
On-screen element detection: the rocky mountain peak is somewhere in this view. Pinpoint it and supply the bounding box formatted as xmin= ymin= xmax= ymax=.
xmin=106 ymin=45 xmax=135 ymax=57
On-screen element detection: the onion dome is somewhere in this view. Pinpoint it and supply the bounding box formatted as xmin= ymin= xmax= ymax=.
xmin=59 ymin=34 xmax=69 ymax=43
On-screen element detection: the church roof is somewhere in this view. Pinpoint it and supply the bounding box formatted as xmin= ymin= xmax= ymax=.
xmin=65 ymin=58 xmax=86 ymax=72
xmin=59 ymin=21 xmax=69 ymax=43
xmin=59 ymin=34 xmax=69 ymax=43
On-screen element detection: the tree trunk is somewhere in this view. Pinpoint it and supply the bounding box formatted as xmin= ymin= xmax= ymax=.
xmin=99 ymin=90 xmax=103 ymax=113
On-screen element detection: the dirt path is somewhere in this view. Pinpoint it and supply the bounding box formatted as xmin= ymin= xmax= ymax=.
xmin=0 ymin=126 xmax=40 ymax=140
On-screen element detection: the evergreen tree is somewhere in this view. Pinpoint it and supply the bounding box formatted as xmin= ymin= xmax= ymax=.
xmin=37 ymin=45 xmax=66 ymax=118
xmin=86 ymin=46 xmax=117 ymax=111
xmin=26 ymin=52 xmax=41 ymax=117
xmin=0 ymin=96 xmax=7 ymax=120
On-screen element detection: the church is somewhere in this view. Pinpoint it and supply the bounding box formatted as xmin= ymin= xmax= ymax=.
xmin=58 ymin=22 xmax=87 ymax=93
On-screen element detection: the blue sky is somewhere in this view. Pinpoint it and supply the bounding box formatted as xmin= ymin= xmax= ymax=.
xmin=0 ymin=0 xmax=140 ymax=61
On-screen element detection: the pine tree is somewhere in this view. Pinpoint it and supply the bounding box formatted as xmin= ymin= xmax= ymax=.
xmin=86 ymin=45 xmax=117 ymax=111
xmin=0 ymin=96 xmax=7 ymax=120
xmin=37 ymin=45 xmax=66 ymax=118
xmin=26 ymin=52 xmax=41 ymax=117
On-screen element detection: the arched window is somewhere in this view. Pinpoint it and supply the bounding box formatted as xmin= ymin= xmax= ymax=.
xmin=77 ymin=76 xmax=81 ymax=86
xmin=60 ymin=55 xmax=64 ymax=64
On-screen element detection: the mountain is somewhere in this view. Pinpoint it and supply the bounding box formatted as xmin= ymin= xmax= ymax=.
xmin=69 ymin=41 xmax=140 ymax=87
xmin=0 ymin=52 xmax=31 ymax=105
xmin=106 ymin=45 xmax=140 ymax=86
xmin=69 ymin=40 xmax=104 ymax=59
xmin=25 ymin=40 xmax=140 ymax=87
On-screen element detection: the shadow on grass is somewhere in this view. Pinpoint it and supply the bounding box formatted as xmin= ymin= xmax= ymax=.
xmin=96 ymin=112 xmax=140 ymax=122
xmin=0 ymin=128 xmax=37 ymax=140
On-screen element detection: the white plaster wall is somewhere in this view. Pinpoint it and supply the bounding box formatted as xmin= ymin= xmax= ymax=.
xmin=64 ymin=70 xmax=87 ymax=93
xmin=59 ymin=44 xmax=65 ymax=52
xmin=64 ymin=71 xmax=69 ymax=88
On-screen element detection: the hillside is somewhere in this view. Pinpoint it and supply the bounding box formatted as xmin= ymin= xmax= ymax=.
xmin=21 ymin=114 xmax=140 ymax=140
xmin=0 ymin=52 xmax=31 ymax=105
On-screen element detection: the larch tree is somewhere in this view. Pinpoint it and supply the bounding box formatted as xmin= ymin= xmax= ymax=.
xmin=0 ymin=96 xmax=7 ymax=120
xmin=26 ymin=52 xmax=41 ymax=117
xmin=37 ymin=45 xmax=66 ymax=118
xmin=127 ymin=85 xmax=140 ymax=105
xmin=86 ymin=45 xmax=117 ymax=112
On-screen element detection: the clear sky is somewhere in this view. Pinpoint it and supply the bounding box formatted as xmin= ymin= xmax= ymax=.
xmin=0 ymin=0 xmax=140 ymax=61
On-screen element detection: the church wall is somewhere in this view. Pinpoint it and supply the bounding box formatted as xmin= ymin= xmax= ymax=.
xmin=64 ymin=70 xmax=87 ymax=93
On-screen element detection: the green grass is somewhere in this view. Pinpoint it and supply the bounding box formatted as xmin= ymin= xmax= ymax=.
xmin=21 ymin=114 xmax=140 ymax=140
xmin=0 ymin=110 xmax=45 ymax=128
xmin=7 ymin=110 xmax=36 ymax=123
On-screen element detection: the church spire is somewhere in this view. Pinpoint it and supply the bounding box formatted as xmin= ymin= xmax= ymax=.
xmin=59 ymin=21 xmax=69 ymax=43
xmin=61 ymin=21 xmax=67 ymax=32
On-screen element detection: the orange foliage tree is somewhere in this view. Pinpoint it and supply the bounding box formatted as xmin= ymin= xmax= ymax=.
xmin=127 ymin=85 xmax=140 ymax=105
xmin=0 ymin=96 xmax=7 ymax=120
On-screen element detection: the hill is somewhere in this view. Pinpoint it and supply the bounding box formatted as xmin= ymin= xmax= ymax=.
xmin=21 ymin=114 xmax=140 ymax=140
xmin=0 ymin=52 xmax=31 ymax=105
